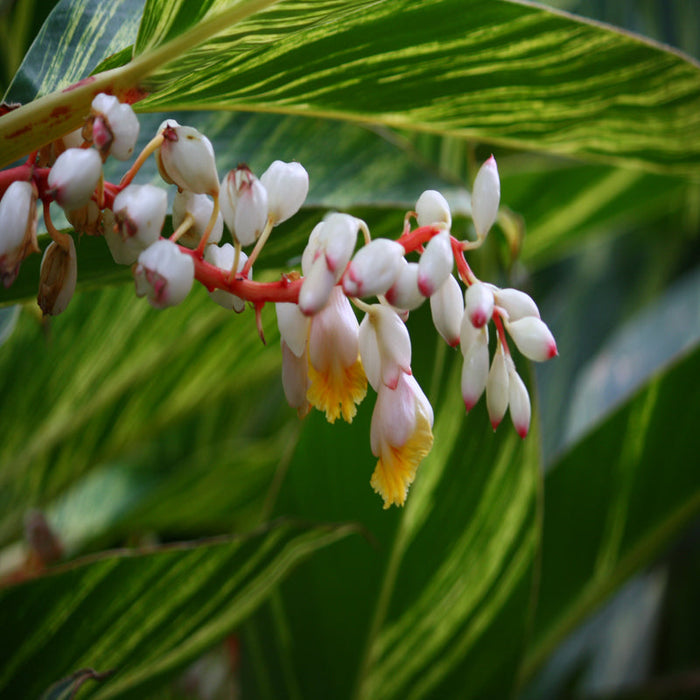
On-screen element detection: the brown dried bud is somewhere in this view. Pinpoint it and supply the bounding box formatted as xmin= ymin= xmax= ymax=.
xmin=67 ymin=199 xmax=103 ymax=236
xmin=38 ymin=236 xmax=77 ymax=316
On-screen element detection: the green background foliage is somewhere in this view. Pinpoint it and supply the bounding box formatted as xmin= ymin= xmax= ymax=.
xmin=0 ymin=0 xmax=699 ymax=698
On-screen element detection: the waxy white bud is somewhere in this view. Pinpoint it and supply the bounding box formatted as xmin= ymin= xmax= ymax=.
xmin=343 ymin=238 xmax=404 ymax=298
xmin=299 ymin=256 xmax=336 ymax=315
xmin=48 ymin=148 xmax=102 ymax=211
xmin=493 ymin=287 xmax=540 ymax=322
xmin=465 ymin=281 xmax=494 ymax=328
xmin=260 ymin=160 xmax=309 ymax=225
xmin=430 ymin=274 xmax=464 ymax=347
xmin=385 ymin=259 xmax=424 ymax=311
xmin=507 ymin=360 xmax=531 ymax=438
xmin=319 ymin=213 xmax=359 ymax=276
xmin=471 ymin=156 xmax=500 ymax=240
xmin=38 ymin=236 xmax=77 ymax=316
xmin=0 ymin=180 xmax=39 ymax=287
xmin=417 ymin=229 xmax=453 ymax=296
xmin=173 ymin=190 xmax=223 ymax=248
xmin=109 ymin=184 xmax=167 ymax=264
xmin=506 ymin=317 xmax=558 ymax=362
xmin=486 ymin=344 xmax=509 ymax=429
xmin=416 ymin=189 xmax=451 ymax=229
xmin=359 ymin=305 xmax=412 ymax=391
xmin=88 ymin=93 xmax=140 ymax=160
xmin=276 ymin=301 xmax=309 ymax=358
xmin=134 ymin=239 xmax=194 ymax=308
xmin=158 ymin=125 xmax=219 ymax=196
xmin=220 ymin=166 xmax=268 ymax=246
xmin=461 ymin=326 xmax=489 ymax=411
xmin=203 ymin=243 xmax=250 ymax=312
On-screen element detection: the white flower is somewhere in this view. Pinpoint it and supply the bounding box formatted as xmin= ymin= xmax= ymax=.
xmin=461 ymin=326 xmax=489 ymax=411
xmin=134 ymin=239 xmax=194 ymax=308
xmin=417 ymin=229 xmax=453 ymax=296
xmin=471 ymin=156 xmax=500 ymax=240
xmin=342 ymin=238 xmax=404 ymax=298
xmin=415 ymin=189 xmax=451 ymax=229
xmin=157 ymin=124 xmax=219 ymax=196
xmin=0 ymin=180 xmax=39 ymax=287
xmin=429 ymin=274 xmax=463 ymax=347
xmin=507 ymin=359 xmax=531 ymax=438
xmin=505 ymin=316 xmax=558 ymax=361
xmin=465 ymin=281 xmax=494 ymax=329
xmin=486 ymin=343 xmax=509 ymax=429
xmin=173 ymin=190 xmax=223 ymax=248
xmin=385 ymin=259 xmax=425 ymax=311
xmin=48 ymin=148 xmax=102 ymax=211
xmin=493 ymin=287 xmax=540 ymax=321
xmin=220 ymin=166 xmax=268 ymax=246
xmin=260 ymin=160 xmax=309 ymax=225
xmin=89 ymin=93 xmax=140 ymax=160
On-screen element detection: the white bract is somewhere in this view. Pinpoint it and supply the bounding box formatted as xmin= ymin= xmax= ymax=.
xmin=134 ymin=239 xmax=194 ymax=308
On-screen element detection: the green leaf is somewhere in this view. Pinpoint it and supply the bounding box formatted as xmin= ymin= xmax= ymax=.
xmin=0 ymin=520 xmax=359 ymax=699
xmin=244 ymin=326 xmax=542 ymax=699
xmin=520 ymin=343 xmax=700 ymax=683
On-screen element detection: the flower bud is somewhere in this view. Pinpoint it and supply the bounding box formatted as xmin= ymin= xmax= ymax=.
xmin=173 ymin=190 xmax=224 ymax=248
xmin=38 ymin=236 xmax=77 ymax=316
xmin=507 ymin=361 xmax=531 ymax=438
xmin=157 ymin=124 xmax=219 ymax=196
xmin=342 ymin=238 xmax=404 ymax=298
xmin=299 ymin=255 xmax=336 ymax=315
xmin=260 ymin=160 xmax=309 ymax=225
xmin=471 ymin=156 xmax=500 ymax=240
xmin=86 ymin=93 xmax=140 ymax=160
xmin=319 ymin=213 xmax=359 ymax=276
xmin=430 ymin=274 xmax=464 ymax=347
xmin=281 ymin=340 xmax=311 ymax=418
xmin=461 ymin=326 xmax=489 ymax=411
xmin=0 ymin=180 xmax=39 ymax=287
xmin=220 ymin=166 xmax=268 ymax=246
xmin=203 ymin=243 xmax=250 ymax=312
xmin=493 ymin=287 xmax=540 ymax=322
xmin=385 ymin=259 xmax=424 ymax=311
xmin=134 ymin=239 xmax=194 ymax=308
xmin=465 ymin=281 xmax=494 ymax=328
xmin=276 ymin=301 xmax=309 ymax=357
xmin=417 ymin=230 xmax=453 ymax=296
xmin=48 ymin=147 xmax=102 ymax=210
xmin=486 ymin=344 xmax=509 ymax=429
xmin=110 ymin=184 xmax=167 ymax=264
xmin=415 ymin=189 xmax=451 ymax=229
xmin=506 ymin=317 xmax=558 ymax=362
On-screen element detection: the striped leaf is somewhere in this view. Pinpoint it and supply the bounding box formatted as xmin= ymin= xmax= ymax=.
xmin=0 ymin=520 xmax=358 ymax=699
xmin=3 ymin=0 xmax=700 ymax=175
xmin=521 ymin=343 xmax=700 ymax=683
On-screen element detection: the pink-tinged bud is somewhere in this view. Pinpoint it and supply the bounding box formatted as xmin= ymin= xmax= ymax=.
xmin=220 ymin=166 xmax=268 ymax=246
xmin=320 ymin=213 xmax=359 ymax=276
xmin=109 ymin=184 xmax=167 ymax=264
xmin=507 ymin=361 xmax=531 ymax=438
xmin=417 ymin=230 xmax=452 ymax=296
xmin=48 ymin=148 xmax=102 ymax=210
xmin=281 ymin=340 xmax=311 ymax=418
xmin=134 ymin=239 xmax=194 ymax=309
xmin=359 ymin=304 xmax=412 ymax=391
xmin=471 ymin=156 xmax=500 ymax=240
xmin=430 ymin=274 xmax=463 ymax=347
xmin=158 ymin=125 xmax=219 ymax=196
xmin=385 ymin=259 xmax=424 ymax=311
xmin=493 ymin=286 xmax=540 ymax=322
xmin=486 ymin=344 xmax=509 ymax=429
xmin=173 ymin=190 xmax=224 ymax=248
xmin=506 ymin=316 xmax=558 ymax=362
xmin=38 ymin=236 xmax=77 ymax=316
xmin=276 ymin=301 xmax=309 ymax=357
xmin=415 ymin=189 xmax=451 ymax=229
xmin=87 ymin=93 xmax=140 ymax=160
xmin=465 ymin=281 xmax=494 ymax=328
xmin=343 ymin=238 xmax=404 ymax=298
xmin=204 ymin=243 xmax=250 ymax=312
xmin=460 ymin=304 xmax=487 ymax=356
xmin=299 ymin=256 xmax=336 ymax=315
xmin=461 ymin=327 xmax=489 ymax=411
xmin=260 ymin=160 xmax=309 ymax=225
xmin=0 ymin=180 xmax=39 ymax=287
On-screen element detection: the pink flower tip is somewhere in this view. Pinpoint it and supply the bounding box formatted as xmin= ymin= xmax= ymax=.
xmin=417 ymin=275 xmax=434 ymax=297
xmin=448 ymin=337 xmax=460 ymax=349
xmin=516 ymin=425 xmax=529 ymax=439
xmin=470 ymin=310 xmax=488 ymax=328
xmin=547 ymin=340 xmax=558 ymax=359
xmin=491 ymin=419 xmax=500 ymax=431
xmin=464 ymin=398 xmax=475 ymax=413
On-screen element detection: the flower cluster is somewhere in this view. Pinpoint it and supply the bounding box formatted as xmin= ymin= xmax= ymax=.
xmin=0 ymin=94 xmax=557 ymax=509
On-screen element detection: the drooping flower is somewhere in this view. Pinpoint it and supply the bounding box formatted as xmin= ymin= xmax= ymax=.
xmin=417 ymin=229 xmax=453 ymax=296
xmin=342 ymin=238 xmax=404 ymax=298
xmin=370 ymin=372 xmax=434 ymax=509
xmin=134 ymin=239 xmax=194 ymax=308
xmin=260 ymin=160 xmax=309 ymax=225
xmin=220 ymin=166 xmax=268 ymax=246
xmin=0 ymin=180 xmax=39 ymax=288
xmin=87 ymin=93 xmax=140 ymax=161
xmin=157 ymin=124 xmax=219 ymax=196
xmin=48 ymin=148 xmax=102 ymax=211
